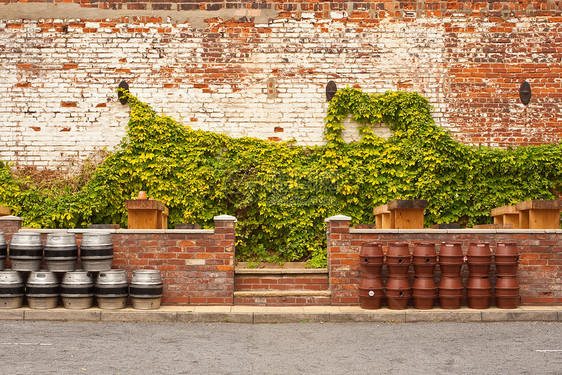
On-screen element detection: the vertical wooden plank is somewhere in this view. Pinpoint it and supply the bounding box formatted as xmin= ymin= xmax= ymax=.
xmin=528 ymin=209 xmax=560 ymax=229
xmin=375 ymin=214 xmax=383 ymax=229
xmin=393 ymin=208 xmax=424 ymax=229
xmin=503 ymin=214 xmax=519 ymax=229
xmin=519 ymin=210 xmax=529 ymax=229
xmin=381 ymin=212 xmax=391 ymax=229
xmin=128 ymin=209 xmax=158 ymax=229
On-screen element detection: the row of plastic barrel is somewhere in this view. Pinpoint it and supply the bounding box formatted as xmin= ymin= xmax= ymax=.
xmin=0 ymin=231 xmax=112 ymax=272
xmin=359 ymin=242 xmax=519 ymax=310
xmin=0 ymin=269 xmax=163 ymax=310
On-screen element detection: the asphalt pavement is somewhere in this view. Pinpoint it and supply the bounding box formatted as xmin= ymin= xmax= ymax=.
xmin=0 ymin=320 xmax=561 ymax=374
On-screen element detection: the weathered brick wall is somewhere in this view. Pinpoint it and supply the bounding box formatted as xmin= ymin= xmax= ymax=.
xmin=2 ymin=215 xmax=561 ymax=306
xmin=2 ymin=1 xmax=562 ymax=168
xmin=0 ymin=216 xmax=23 ymax=240
xmin=0 ymin=215 xmax=236 ymax=305
xmin=235 ymin=274 xmax=329 ymax=292
xmin=326 ymin=216 xmax=562 ymax=306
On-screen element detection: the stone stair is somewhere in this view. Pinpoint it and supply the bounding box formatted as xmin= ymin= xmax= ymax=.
xmin=234 ymin=262 xmax=331 ymax=306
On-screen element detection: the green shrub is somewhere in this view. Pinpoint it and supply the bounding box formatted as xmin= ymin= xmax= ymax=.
xmin=0 ymin=88 xmax=560 ymax=267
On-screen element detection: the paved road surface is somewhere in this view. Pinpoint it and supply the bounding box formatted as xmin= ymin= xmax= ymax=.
xmin=0 ymin=321 xmax=560 ymax=374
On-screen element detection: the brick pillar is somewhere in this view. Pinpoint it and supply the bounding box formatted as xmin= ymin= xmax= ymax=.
xmin=326 ymin=214 xmax=359 ymax=305
xmin=0 ymin=216 xmax=23 ymax=240
xmin=207 ymin=214 xmax=236 ymax=305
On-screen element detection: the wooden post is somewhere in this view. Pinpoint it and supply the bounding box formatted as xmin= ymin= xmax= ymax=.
xmin=125 ymin=200 xmax=168 ymax=229
xmin=387 ymin=199 xmax=428 ymax=229
xmin=515 ymin=200 xmax=562 ymax=229
xmin=490 ymin=205 xmax=519 ymax=229
xmin=373 ymin=204 xmax=391 ymax=229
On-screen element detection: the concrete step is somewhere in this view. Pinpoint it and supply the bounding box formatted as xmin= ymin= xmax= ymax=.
xmin=234 ymin=290 xmax=332 ymax=307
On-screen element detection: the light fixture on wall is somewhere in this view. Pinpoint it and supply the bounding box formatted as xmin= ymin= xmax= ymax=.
xmin=118 ymin=80 xmax=129 ymax=105
xmin=519 ymin=81 xmax=531 ymax=105
xmin=326 ymin=81 xmax=337 ymax=102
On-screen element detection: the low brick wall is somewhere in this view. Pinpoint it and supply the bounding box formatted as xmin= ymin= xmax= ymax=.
xmin=0 ymin=215 xmax=236 ymax=306
xmin=2 ymin=214 xmax=560 ymax=307
xmin=326 ymin=215 xmax=562 ymax=306
xmin=233 ymin=269 xmax=331 ymax=306
xmin=235 ymin=274 xmax=329 ymax=292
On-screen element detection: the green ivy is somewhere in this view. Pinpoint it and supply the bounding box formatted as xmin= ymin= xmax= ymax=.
xmin=0 ymin=88 xmax=560 ymax=267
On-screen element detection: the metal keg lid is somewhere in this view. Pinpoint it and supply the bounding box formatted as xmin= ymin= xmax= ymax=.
xmin=27 ymin=270 xmax=59 ymax=285
xmin=96 ymin=269 xmax=128 ymax=285
xmin=0 ymin=270 xmax=24 ymax=284
xmin=81 ymin=232 xmax=113 ymax=247
xmin=10 ymin=232 xmax=43 ymax=247
xmin=62 ymin=270 xmax=94 ymax=285
xmin=45 ymin=233 xmax=77 ymax=248
xmin=131 ymin=269 xmax=162 ymax=285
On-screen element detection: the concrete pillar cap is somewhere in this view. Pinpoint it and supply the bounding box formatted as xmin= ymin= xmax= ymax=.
xmin=0 ymin=215 xmax=23 ymax=222
xmin=213 ymin=214 xmax=237 ymax=222
xmin=325 ymin=215 xmax=352 ymax=222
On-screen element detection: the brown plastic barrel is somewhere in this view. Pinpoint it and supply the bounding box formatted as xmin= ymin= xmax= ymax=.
xmin=495 ymin=276 xmax=519 ymax=309
xmin=385 ymin=277 xmax=410 ymax=310
xmin=495 ymin=242 xmax=518 ymax=277
xmin=438 ymin=243 xmax=464 ymax=277
xmin=467 ymin=277 xmax=491 ymax=309
xmin=412 ymin=276 xmax=436 ymax=309
xmin=358 ymin=276 xmax=384 ymax=310
xmin=467 ymin=243 xmax=491 ymax=277
xmin=359 ymin=242 xmax=384 ymax=277
xmin=413 ymin=243 xmax=437 ymax=277
xmin=386 ymin=243 xmax=411 ymax=278
xmin=438 ymin=277 xmax=463 ymax=309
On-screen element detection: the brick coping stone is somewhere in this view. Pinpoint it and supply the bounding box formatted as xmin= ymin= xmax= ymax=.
xmin=1 ymin=306 xmax=560 ymax=324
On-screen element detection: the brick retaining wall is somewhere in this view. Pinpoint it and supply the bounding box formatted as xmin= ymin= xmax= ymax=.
xmin=2 ymin=214 xmax=560 ymax=306
xmin=0 ymin=215 xmax=236 ymax=305
xmin=326 ymin=215 xmax=562 ymax=306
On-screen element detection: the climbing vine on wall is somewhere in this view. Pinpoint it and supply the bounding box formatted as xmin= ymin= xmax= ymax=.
xmin=1 ymin=88 xmax=561 ymax=267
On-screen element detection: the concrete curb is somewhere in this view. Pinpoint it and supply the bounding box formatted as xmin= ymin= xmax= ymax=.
xmin=1 ymin=306 xmax=560 ymax=323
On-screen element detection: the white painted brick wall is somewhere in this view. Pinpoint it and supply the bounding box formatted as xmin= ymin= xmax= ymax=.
xmin=0 ymin=14 xmax=560 ymax=168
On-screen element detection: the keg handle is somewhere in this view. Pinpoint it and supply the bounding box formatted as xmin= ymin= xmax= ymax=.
xmin=37 ymin=273 xmax=46 ymax=278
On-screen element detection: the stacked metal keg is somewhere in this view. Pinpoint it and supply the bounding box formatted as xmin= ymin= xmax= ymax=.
xmin=0 ymin=233 xmax=7 ymax=270
xmin=0 ymin=231 xmax=163 ymax=310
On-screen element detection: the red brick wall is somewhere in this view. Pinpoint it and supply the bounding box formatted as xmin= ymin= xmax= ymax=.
xmin=3 ymin=215 xmax=561 ymax=306
xmin=0 ymin=216 xmax=23 ymax=240
xmin=327 ymin=216 xmax=562 ymax=306
xmin=111 ymin=218 xmax=235 ymax=305
xmin=235 ymin=274 xmax=328 ymax=292
xmin=0 ymin=215 xmax=236 ymax=305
